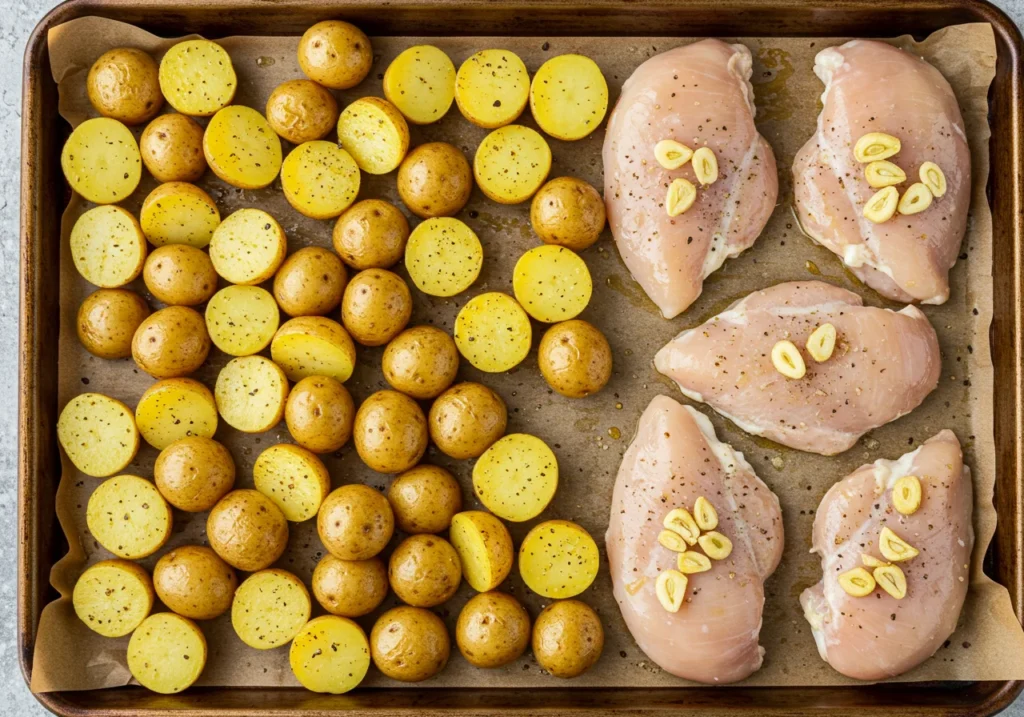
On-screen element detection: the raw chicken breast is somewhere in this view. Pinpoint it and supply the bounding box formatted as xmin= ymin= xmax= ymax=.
xmin=604 ymin=39 xmax=778 ymax=319
xmin=607 ymin=395 xmax=783 ymax=683
xmin=654 ymin=281 xmax=940 ymax=455
xmin=793 ymin=40 xmax=970 ymax=305
xmin=801 ymin=430 xmax=973 ymax=680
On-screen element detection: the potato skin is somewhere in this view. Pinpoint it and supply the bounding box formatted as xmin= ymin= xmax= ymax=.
xmin=87 ymin=48 xmax=163 ymax=125
xmin=531 ymin=599 xmax=604 ymax=678
xmin=285 ymin=375 xmax=355 ymax=454
xmin=530 ymin=177 xmax=606 ymax=251
xmin=382 ymin=326 xmax=459 ymax=400
xmin=428 ymin=382 xmax=507 ymax=459
xmin=77 ymin=288 xmax=150 ymax=359
xmin=298 ymin=21 xmax=372 ymax=90
xmin=332 ymin=199 xmax=410 ymax=270
xmin=312 ymin=554 xmax=388 ymax=618
xmin=371 ymin=606 xmax=450 ymax=682
xmin=207 ymin=489 xmax=289 ymax=571
xmin=153 ymin=545 xmax=238 ymax=620
xmin=455 ymin=591 xmax=530 ymax=668
xmin=317 ymin=484 xmax=394 ymax=561
xmin=140 ymin=113 xmax=207 ymax=183
xmin=273 ymin=247 xmax=347 ymax=317
xmin=132 ymin=305 xmax=211 ymax=378
xmin=397 ymin=142 xmax=472 ymax=219
xmin=388 ymin=534 xmax=461 ymax=608
xmin=143 ymin=244 xmax=218 ymax=306
xmin=341 ymin=269 xmax=412 ymax=347
xmin=354 ymin=390 xmax=428 ymax=474
xmin=538 ymin=320 xmax=612 ymax=398
xmin=155 ymin=436 xmax=236 ymax=512
xmin=266 ymin=79 xmax=340 ymax=144
xmin=388 ymin=465 xmax=462 ymax=534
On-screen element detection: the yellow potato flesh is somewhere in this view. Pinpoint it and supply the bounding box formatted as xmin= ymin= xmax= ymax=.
xmin=530 ymin=54 xmax=609 ymax=141
xmin=214 ymin=356 xmax=288 ymax=433
xmin=450 ymin=511 xmax=513 ymax=592
xmin=73 ymin=560 xmax=153 ymax=637
xmin=474 ymin=125 xmax=551 ymax=204
xmin=455 ymin=49 xmax=529 ymax=128
xmin=512 ymin=245 xmax=593 ymax=323
xmin=203 ymin=105 xmax=282 ymax=188
xmin=159 ymin=40 xmax=236 ymax=116
xmin=384 ymin=45 xmax=456 ymax=125
xmin=86 ymin=475 xmax=171 ymax=559
xmin=271 ymin=318 xmax=356 ymax=383
xmin=473 ymin=434 xmax=558 ymax=522
xmin=281 ymin=141 xmax=361 ymax=219
xmin=253 ymin=444 xmax=330 ymax=522
xmin=140 ymin=184 xmax=221 ymax=248
xmin=135 ymin=379 xmax=218 ymax=450
xmin=209 ymin=208 xmax=287 ymax=285
xmin=453 ymin=292 xmax=531 ymax=373
xmin=337 ymin=97 xmax=409 ymax=175
xmin=518 ymin=520 xmax=599 ymax=599
xmin=61 ymin=117 xmax=141 ymax=204
xmin=70 ymin=206 xmax=145 ymax=288
xmin=127 ymin=613 xmax=207 ymax=694
xmin=405 ymin=217 xmax=483 ymax=297
xmin=289 ymin=615 xmax=370 ymax=694
xmin=57 ymin=392 xmax=139 ymax=478
xmin=205 ymin=285 xmax=280 ymax=356
xmin=232 ymin=570 xmax=311 ymax=649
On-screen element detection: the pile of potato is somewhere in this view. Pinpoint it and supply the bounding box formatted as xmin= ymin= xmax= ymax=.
xmin=58 ymin=19 xmax=613 ymax=695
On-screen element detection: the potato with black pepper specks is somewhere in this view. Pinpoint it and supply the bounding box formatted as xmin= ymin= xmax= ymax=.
xmin=397 ymin=142 xmax=472 ymax=219
xmin=332 ymin=199 xmax=410 ymax=270
xmin=382 ymin=326 xmax=459 ymax=400
xmin=153 ymin=545 xmax=237 ymax=620
xmin=530 ymin=176 xmax=606 ymax=251
xmin=87 ymin=47 xmax=163 ymax=125
xmin=77 ymin=289 xmax=150 ymax=359
xmin=135 ymin=378 xmax=217 ymax=450
xmin=298 ymin=21 xmax=373 ymax=90
xmin=531 ymin=599 xmax=604 ymax=678
xmin=140 ymin=113 xmax=207 ymax=183
xmin=207 ymin=489 xmax=289 ymax=572
xmin=388 ymin=534 xmax=461 ymax=608
xmin=428 ymin=382 xmax=507 ymax=460
xmin=132 ymin=305 xmax=211 ymax=379
xmin=143 ymin=245 xmax=218 ymax=306
xmin=154 ymin=436 xmax=235 ymax=512
xmin=266 ymin=79 xmax=339 ymax=144
xmin=273 ymin=247 xmax=347 ymax=317
xmin=342 ymin=269 xmax=413 ymax=347
xmin=312 ymin=554 xmax=388 ymax=618
xmin=317 ymin=484 xmax=394 ymax=561
xmin=388 ymin=465 xmax=462 ymax=534
xmin=354 ymin=390 xmax=427 ymax=474
xmin=455 ymin=591 xmax=530 ymax=668
xmin=285 ymin=375 xmax=355 ymax=454
xmin=371 ymin=606 xmax=450 ymax=682
xmin=538 ymin=320 xmax=612 ymax=398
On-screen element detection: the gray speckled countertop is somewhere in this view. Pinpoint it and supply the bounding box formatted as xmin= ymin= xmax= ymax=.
xmin=5 ymin=2 xmax=1024 ymax=714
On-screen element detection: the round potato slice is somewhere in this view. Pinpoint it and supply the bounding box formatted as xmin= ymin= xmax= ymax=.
xmin=135 ymin=377 xmax=218 ymax=450
xmin=70 ymin=206 xmax=146 ymax=288
xmin=61 ymin=117 xmax=141 ymax=204
xmin=450 ymin=510 xmax=514 ymax=592
xmin=232 ymin=569 xmax=311 ymax=649
xmin=140 ymin=113 xmax=207 ymax=183
xmin=512 ymin=245 xmax=592 ymax=323
xmin=87 ymin=48 xmax=163 ymax=125
xmin=285 ymin=375 xmax=355 ymax=454
xmin=73 ymin=559 xmax=154 ymax=637
xmin=405 ymin=218 xmax=482 ymax=297
xmin=87 ymin=475 xmax=172 ymax=559
xmin=143 ymin=244 xmax=218 ymax=306
xmin=474 ymin=125 xmax=551 ymax=204
xmin=529 ymin=54 xmax=609 ymax=141
xmin=57 ymin=393 xmax=139 ymax=478
xmin=139 ymin=182 xmax=221 ymax=249
xmin=77 ymin=288 xmax=150 ymax=359
xmin=205 ymin=285 xmax=280 ymax=356
xmin=214 ymin=355 xmax=289 ymax=433
xmin=455 ymin=49 xmax=529 ymax=128
xmin=384 ymin=45 xmax=456 ymax=125
xmin=271 ymin=316 xmax=357 ymax=384
xmin=273 ymin=247 xmax=347 ymax=317
xmin=518 ymin=520 xmax=599 ymax=599
xmin=127 ymin=613 xmax=207 ymax=694
xmin=453 ymin=292 xmax=531 ymax=373
xmin=266 ymin=79 xmax=339 ymax=144
xmin=282 ymin=141 xmax=361 ymax=220
xmin=159 ymin=39 xmax=237 ymax=116
xmin=154 ymin=436 xmax=235 ymax=512
xmin=209 ymin=208 xmax=287 ymax=285
xmin=473 ymin=434 xmax=558 ymax=522
xmin=203 ymin=105 xmax=282 ymax=189
xmin=297 ymin=20 xmax=373 ymax=90
xmin=153 ymin=545 xmax=237 ymax=620
xmin=290 ymin=615 xmax=370 ymax=694
xmin=333 ymin=199 xmax=410 ymax=270
xmin=254 ymin=443 xmax=331 ymax=522
xmin=337 ymin=97 xmax=410 ymax=175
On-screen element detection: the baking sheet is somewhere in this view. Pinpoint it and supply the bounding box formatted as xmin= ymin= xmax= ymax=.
xmin=31 ymin=16 xmax=1024 ymax=692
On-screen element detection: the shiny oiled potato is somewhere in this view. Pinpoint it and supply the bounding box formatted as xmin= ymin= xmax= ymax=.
xmin=529 ymin=54 xmax=609 ymax=141
xmin=383 ymin=46 xmax=456 ymax=125
xmin=289 ymin=615 xmax=370 ymax=694
xmin=87 ymin=47 xmax=163 ymax=125
xmin=214 ymin=355 xmax=289 ymax=433
xmin=140 ymin=113 xmax=207 ymax=183
xmin=317 ymin=484 xmax=394 ymax=561
xmin=531 ymin=599 xmax=604 ymax=678
xmin=57 ymin=393 xmax=139 ymax=478
xmin=530 ymin=177 xmax=606 ymax=251
xmin=450 ymin=510 xmax=513 ymax=592
xmin=455 ymin=49 xmax=530 ymax=129
xmin=382 ymin=326 xmax=459 ymax=399
xmin=271 ymin=316 xmax=357 ymax=384
xmin=205 ymin=286 xmax=280 ymax=356
xmin=397 ymin=142 xmax=472 ymax=219
xmin=70 ymin=205 xmax=146 ymax=288
xmin=266 ymin=79 xmax=339 ymax=143
xmin=297 ymin=21 xmax=373 ymax=90
xmin=232 ymin=569 xmax=311 ymax=649
xmin=153 ymin=545 xmax=237 ymax=620
xmin=518 ymin=520 xmax=600 ymax=599
xmin=474 ymin=125 xmax=551 ymax=204
xmin=337 ymin=97 xmax=410 ymax=175
xmin=312 ymin=554 xmax=388 ymax=618
xmin=512 ymin=245 xmax=593 ymax=323
xmin=474 ymin=434 xmax=558 ymax=522
xmin=135 ymin=377 xmax=218 ymax=450
xmin=139 ymin=182 xmax=221 ymax=248
xmin=132 ymin=305 xmax=211 ymax=379
xmin=273 ymin=247 xmax=347 ymax=317
xmin=77 ymin=288 xmax=150 ymax=359
xmin=208 ymin=208 xmax=287 ymax=285
xmin=285 ymin=375 xmax=355 ymax=454
xmin=127 ymin=613 xmax=207 ymax=694
xmin=154 ymin=436 xmax=235 ymax=512
xmin=86 ymin=475 xmax=172 ymax=559
xmin=341 ymin=269 xmax=413 ymax=347
xmin=428 ymin=382 xmax=507 ymax=459
xmin=281 ymin=141 xmax=361 ymax=219
xmin=203 ymin=106 xmax=282 ymax=189
xmin=388 ymin=534 xmax=461 ymax=608
xmin=61 ymin=117 xmax=141 ymax=204
xmin=404 ymin=218 xmax=483 ymax=298
xmin=143 ymin=244 xmax=217 ymax=306
xmin=332 ymin=199 xmax=410 ymax=270
xmin=353 ymin=390 xmax=427 ymax=473
xmin=455 ymin=591 xmax=530 ymax=668
xmin=253 ymin=443 xmax=331 ymax=522
xmin=538 ymin=320 xmax=612 ymax=398
xmin=371 ymin=606 xmax=450 ymax=682
xmin=159 ymin=39 xmax=236 ymax=116
xmin=73 ymin=559 xmax=154 ymax=637
xmin=387 ymin=464 xmax=462 ymax=534
xmin=207 ymin=489 xmax=289 ymax=571
xmin=453 ymin=292 xmax=531 ymax=373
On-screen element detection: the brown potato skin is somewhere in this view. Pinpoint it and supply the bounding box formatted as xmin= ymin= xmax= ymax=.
xmin=531 ymin=599 xmax=604 ymax=678
xmin=353 ymin=390 xmax=428 ymax=474
xmin=397 ymin=142 xmax=472 ymax=219
xmin=382 ymin=326 xmax=459 ymax=400
xmin=455 ymin=591 xmax=530 ymax=668
xmin=143 ymin=244 xmax=218 ymax=306
xmin=538 ymin=320 xmax=612 ymax=398
xmin=297 ymin=21 xmax=372 ymax=90
xmin=207 ymin=489 xmax=289 ymax=571
xmin=284 ymin=375 xmax=355 ymax=454
xmin=428 ymin=382 xmax=507 ymax=459
xmin=388 ymin=535 xmax=461 ymax=608
xmin=154 ymin=436 xmax=236 ymax=512
xmin=332 ymin=200 xmax=409 ymax=270
xmin=530 ymin=177 xmax=606 ymax=251
xmin=312 ymin=554 xmax=388 ymax=617
xmin=273 ymin=247 xmax=347 ymax=317
xmin=317 ymin=484 xmax=394 ymax=561
xmin=87 ymin=48 xmax=163 ymax=125
xmin=371 ymin=606 xmax=450 ymax=682
xmin=132 ymin=305 xmax=211 ymax=379
xmin=140 ymin=113 xmax=207 ymax=183
xmin=387 ymin=465 xmax=462 ymax=534
xmin=153 ymin=545 xmax=238 ymax=620
xmin=341 ymin=269 xmax=412 ymax=347
xmin=77 ymin=288 xmax=150 ymax=359
xmin=266 ymin=79 xmax=340 ymax=144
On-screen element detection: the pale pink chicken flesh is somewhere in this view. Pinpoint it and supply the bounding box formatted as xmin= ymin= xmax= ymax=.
xmin=792 ymin=40 xmax=970 ymax=305
xmin=603 ymin=39 xmax=779 ymax=319
xmin=607 ymin=395 xmax=784 ymax=684
xmin=654 ymin=281 xmax=941 ymax=455
xmin=801 ymin=430 xmax=973 ymax=680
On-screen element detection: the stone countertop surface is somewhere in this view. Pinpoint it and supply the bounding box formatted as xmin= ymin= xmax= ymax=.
xmin=4 ymin=1 xmax=1024 ymax=714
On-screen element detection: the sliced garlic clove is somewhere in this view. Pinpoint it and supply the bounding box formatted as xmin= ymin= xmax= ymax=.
xmin=873 ymin=564 xmax=908 ymax=600
xmin=771 ymin=340 xmax=806 ymax=379
xmin=693 ymin=496 xmax=718 ymax=531
xmin=863 ymin=185 xmax=899 ymax=223
xmin=864 ymin=159 xmax=907 ymax=188
xmin=625 ymin=577 xmax=647 ymax=595
xmin=665 ymin=178 xmax=697 ymax=217
xmin=861 ymin=553 xmax=890 ymax=569
xmin=838 ymin=567 xmax=877 ymax=597
xmin=892 ymin=475 xmax=923 ymax=516
xmin=677 ymin=550 xmax=712 ymax=574
xmin=663 ymin=508 xmax=700 ymax=545
xmin=879 ymin=526 xmax=920 ymax=562
xmin=654 ymin=139 xmax=693 ymax=170
xmin=806 ymin=323 xmax=837 ymax=363
xmin=655 ymin=569 xmax=688 ymax=612
xmin=657 ymin=529 xmax=688 ymax=552
xmin=897 ymin=182 xmax=933 ymax=215
xmin=853 ymin=132 xmax=901 ymax=163
xmin=697 ymin=531 xmax=733 ymax=560
xmin=692 ymin=147 xmax=718 ymax=186
xmin=919 ymin=161 xmax=947 ymax=198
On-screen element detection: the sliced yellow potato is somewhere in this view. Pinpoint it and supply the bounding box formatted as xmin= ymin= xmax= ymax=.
xmin=205 ymin=285 xmax=280 ymax=356
xmin=453 ymin=292 xmax=531 ymax=373
xmin=473 ymin=434 xmax=558 ymax=522
xmin=73 ymin=559 xmax=154 ymax=637
xmin=253 ymin=443 xmax=331 ymax=522
xmin=70 ymin=206 xmax=146 ymax=288
xmin=405 ymin=217 xmax=482 ymax=297
xmin=214 ymin=355 xmax=288 ymax=433
xmin=383 ymin=45 xmax=456 ymax=125
xmin=203 ymin=105 xmax=282 ymax=189
xmin=281 ymin=141 xmax=361 ymax=220
xmin=518 ymin=520 xmax=599 ymax=599
xmin=455 ymin=49 xmax=529 ymax=128
xmin=139 ymin=182 xmax=221 ymax=248
xmin=271 ymin=316 xmax=357 ymax=383
xmin=159 ymin=39 xmax=237 ymax=116
xmin=208 ymin=208 xmax=287 ymax=285
xmin=512 ymin=245 xmax=593 ymax=323
xmin=86 ymin=475 xmax=172 ymax=559
xmin=60 ymin=117 xmax=141 ymax=204
xmin=290 ymin=615 xmax=370 ymax=694
xmin=57 ymin=392 xmax=139 ymax=478
xmin=135 ymin=377 xmax=218 ymax=450
xmin=127 ymin=613 xmax=207 ymax=694
xmin=232 ymin=569 xmax=312 ymax=649
xmin=450 ymin=510 xmax=514 ymax=592
xmin=336 ymin=97 xmax=410 ymax=175
xmin=474 ymin=125 xmax=552 ymax=204
xmin=529 ymin=54 xmax=608 ymax=141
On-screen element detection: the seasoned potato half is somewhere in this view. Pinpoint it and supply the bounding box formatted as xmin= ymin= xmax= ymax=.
xmin=232 ymin=569 xmax=311 ymax=649
xmin=73 ymin=559 xmax=154 ymax=637
xmin=271 ymin=316 xmax=357 ymax=384
xmin=154 ymin=436 xmax=235 ymax=512
xmin=131 ymin=305 xmax=211 ymax=379
xmin=159 ymin=39 xmax=237 ymax=116
xmin=87 ymin=47 xmax=163 ymax=125
xmin=290 ymin=615 xmax=370 ymax=694
xmin=455 ymin=49 xmax=530 ymax=128
xmin=519 ymin=520 xmax=599 ymax=599
xmin=532 ymin=599 xmax=604 ymax=678
xmin=397 ymin=142 xmax=472 ymax=220
xmin=512 ymin=245 xmax=592 ymax=323
xmin=61 ymin=117 xmax=141 ymax=204
xmin=370 ymin=606 xmax=450 ymax=682
xmin=318 ymin=484 xmax=395 ymax=561
xmin=86 ymin=475 xmax=172 ymax=559
xmin=297 ymin=20 xmax=373 ymax=90
xmin=284 ymin=375 xmax=355 ymax=454
xmin=333 ymin=199 xmax=410 ymax=270
xmin=214 ymin=355 xmax=289 ymax=433
xmin=57 ymin=392 xmax=139 ymax=478
xmin=140 ymin=182 xmax=221 ymax=249
xmin=428 ymin=382 xmax=507 ymax=459
xmin=388 ymin=464 xmax=463 ymax=534
xmin=337 ymin=97 xmax=410 ymax=175
xmin=153 ymin=545 xmax=237 ymax=620
xmin=388 ymin=534 xmax=462 ymax=608
xmin=384 ymin=45 xmax=457 ymax=125
xmin=281 ymin=141 xmax=361 ymax=219
xmin=209 ymin=208 xmax=287 ymax=285
xmin=203 ymin=105 xmax=282 ymax=189
xmin=140 ymin=113 xmax=207 ymax=183
xmin=254 ymin=443 xmax=331 ymax=522
xmin=273 ymin=246 xmax=347 ymax=317
xmin=205 ymin=285 xmax=280 ymax=356
xmin=405 ymin=218 xmax=482 ymax=297
xmin=382 ymin=325 xmax=459 ymax=400
xmin=127 ymin=613 xmax=207 ymax=694
xmin=474 ymin=125 xmax=551 ymax=204
xmin=353 ymin=390 xmax=427 ymax=474
xmin=455 ymin=591 xmax=530 ymax=668
xmin=207 ymin=489 xmax=289 ymax=571
xmin=473 ymin=434 xmax=558 ymax=522
xmin=70 ymin=206 xmax=146 ymax=288
xmin=453 ymin=292 xmax=531 ymax=373
xmin=530 ymin=54 xmax=609 ymax=141
xmin=450 ymin=510 xmax=514 ymax=592
xmin=143 ymin=244 xmax=218 ymax=306
xmin=341 ymin=269 xmax=413 ymax=347
xmin=530 ymin=176 xmax=606 ymax=251
xmin=266 ymin=79 xmax=339 ymax=144
xmin=538 ymin=319 xmax=612 ymax=398
xmin=312 ymin=555 xmax=388 ymax=618
xmin=135 ymin=377 xmax=218 ymax=450
xmin=77 ymin=288 xmax=150 ymax=359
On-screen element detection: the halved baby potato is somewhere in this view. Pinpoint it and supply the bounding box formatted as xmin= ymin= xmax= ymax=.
xmin=135 ymin=377 xmax=218 ymax=450
xmin=383 ymin=45 xmax=456 ymax=125
xmin=208 ymin=208 xmax=287 ymax=285
xmin=473 ymin=434 xmax=558 ymax=522
xmin=57 ymin=392 xmax=139 ymax=478
xmin=131 ymin=305 xmax=211 ymax=379
xmin=512 ymin=245 xmax=592 ymax=323
xmin=70 ymin=206 xmax=146 ymax=288
xmin=86 ymin=475 xmax=172 ymax=559
xmin=290 ymin=615 xmax=370 ymax=694
xmin=253 ymin=443 xmax=331 ymax=522
xmin=332 ymin=199 xmax=410 ymax=271
xmin=139 ymin=182 xmax=221 ymax=249
xmin=518 ymin=519 xmax=599 ymax=599
xmin=453 ymin=292 xmax=531 ymax=373
xmin=474 ymin=125 xmax=552 ymax=204
xmin=272 ymin=316 xmax=357 ymax=384
xmin=143 ymin=245 xmax=218 ymax=306
xmin=336 ymin=97 xmax=410 ymax=175
xmin=297 ymin=20 xmax=373 ymax=90
xmin=73 ymin=559 xmax=154 ymax=637
xmin=205 ymin=285 xmax=280 ymax=356
xmin=450 ymin=510 xmax=514 ymax=592
xmin=281 ymin=141 xmax=361 ymax=219
xmin=529 ymin=54 xmax=608 ymax=141
xmin=127 ymin=613 xmax=207 ymax=694
xmin=214 ymin=355 xmax=289 ymax=433
xmin=232 ymin=569 xmax=312 ymax=649
xmin=159 ymin=39 xmax=237 ymax=116
xmin=61 ymin=117 xmax=141 ymax=204
xmin=77 ymin=288 xmax=150 ymax=360
xmin=266 ymin=79 xmax=340 ymax=144
xmin=87 ymin=47 xmax=163 ymax=125
xmin=405 ymin=217 xmax=482 ymax=297
xmin=140 ymin=113 xmax=207 ymax=183
xmin=154 ymin=436 xmax=235 ymax=512
xmin=455 ymin=49 xmax=530 ymax=128
xmin=203 ymin=105 xmax=282 ymax=189
xmin=273 ymin=246 xmax=347 ymax=318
